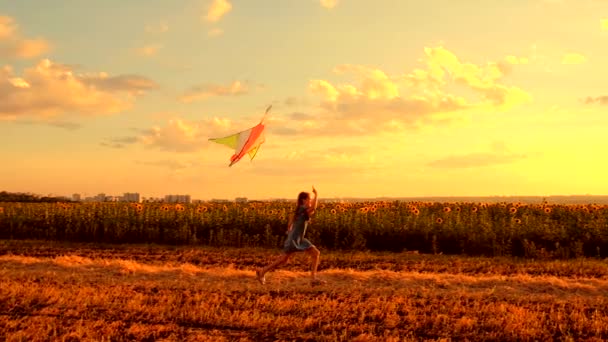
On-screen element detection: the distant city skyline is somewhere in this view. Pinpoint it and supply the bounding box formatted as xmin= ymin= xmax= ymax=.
xmin=6 ymin=189 xmax=608 ymax=205
xmin=1 ymin=1 xmax=608 ymax=199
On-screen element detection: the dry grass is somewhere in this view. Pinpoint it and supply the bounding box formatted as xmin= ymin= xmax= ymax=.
xmin=1 ymin=241 xmax=608 ymax=341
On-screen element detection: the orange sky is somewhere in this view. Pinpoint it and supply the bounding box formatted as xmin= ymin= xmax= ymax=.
xmin=1 ymin=0 xmax=607 ymax=200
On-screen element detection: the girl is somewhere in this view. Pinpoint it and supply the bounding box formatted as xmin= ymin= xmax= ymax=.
xmin=256 ymin=186 xmax=326 ymax=285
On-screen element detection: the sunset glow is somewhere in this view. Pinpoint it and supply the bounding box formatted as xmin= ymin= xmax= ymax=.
xmin=1 ymin=0 xmax=607 ymax=200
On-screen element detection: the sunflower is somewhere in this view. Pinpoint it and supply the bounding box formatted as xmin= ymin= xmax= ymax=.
xmin=443 ymin=207 xmax=451 ymax=213
xmin=359 ymin=207 xmax=369 ymax=214
xmin=330 ymin=209 xmax=337 ymax=215
xmin=544 ymin=207 xmax=552 ymax=214
xmin=436 ymin=217 xmax=443 ymax=224
xmin=242 ymin=207 xmax=249 ymax=213
xmin=514 ymin=218 xmax=522 ymax=224
xmin=196 ymin=206 xmax=207 ymax=213
xmin=175 ymin=204 xmax=185 ymax=211
xmin=413 ymin=209 xmax=420 ymax=216
xmin=471 ymin=207 xmax=478 ymax=213
xmin=222 ymin=205 xmax=228 ymax=212
xmin=160 ymin=205 xmax=170 ymax=211
xmin=0 ymin=207 xmax=4 ymax=214
xmin=509 ymin=207 xmax=517 ymax=214
xmin=455 ymin=207 xmax=461 ymax=212
xmin=370 ymin=206 xmax=377 ymax=213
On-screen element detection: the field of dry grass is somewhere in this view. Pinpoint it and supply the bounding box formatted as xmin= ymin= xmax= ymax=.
xmin=2 ymin=240 xmax=608 ymax=341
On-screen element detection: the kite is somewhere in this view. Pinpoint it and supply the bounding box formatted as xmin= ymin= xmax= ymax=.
xmin=208 ymin=105 xmax=272 ymax=167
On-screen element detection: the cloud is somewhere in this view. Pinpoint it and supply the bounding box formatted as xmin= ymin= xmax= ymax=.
xmin=79 ymin=73 xmax=159 ymax=95
xmin=145 ymin=21 xmax=169 ymax=34
xmin=136 ymin=159 xmax=200 ymax=170
xmin=283 ymin=96 xmax=311 ymax=107
xmin=13 ymin=119 xmax=81 ymax=130
xmin=601 ymin=19 xmax=608 ymax=31
xmin=135 ymin=44 xmax=162 ymax=57
xmin=207 ymin=28 xmax=224 ymax=37
xmin=427 ymin=153 xmax=526 ymax=169
xmin=179 ymin=80 xmax=249 ymax=103
xmin=0 ymin=15 xmax=50 ymax=59
xmin=139 ymin=116 xmax=235 ymax=153
xmin=296 ymin=46 xmax=531 ymax=136
xmin=205 ymin=0 xmax=232 ymax=22
xmin=289 ymin=112 xmax=316 ymax=121
xmin=561 ymin=53 xmax=587 ymax=65
xmin=0 ymin=59 xmax=157 ymax=119
xmin=503 ymin=55 xmax=529 ymax=65
xmin=427 ymin=142 xmax=526 ymax=169
xmin=584 ymin=96 xmax=608 ymax=105
xmin=319 ymin=0 xmax=339 ymax=9
xmin=100 ymin=136 xmax=139 ymax=149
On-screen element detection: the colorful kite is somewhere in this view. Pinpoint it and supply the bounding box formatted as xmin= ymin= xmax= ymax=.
xmin=208 ymin=105 xmax=271 ymax=167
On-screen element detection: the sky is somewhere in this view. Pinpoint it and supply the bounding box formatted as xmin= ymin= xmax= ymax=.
xmin=1 ymin=0 xmax=608 ymax=200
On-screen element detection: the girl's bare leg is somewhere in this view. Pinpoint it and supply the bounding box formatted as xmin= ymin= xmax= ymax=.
xmin=306 ymin=246 xmax=324 ymax=283
xmin=257 ymin=253 xmax=291 ymax=284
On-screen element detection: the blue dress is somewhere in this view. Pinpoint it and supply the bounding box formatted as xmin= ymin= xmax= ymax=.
xmin=283 ymin=205 xmax=315 ymax=253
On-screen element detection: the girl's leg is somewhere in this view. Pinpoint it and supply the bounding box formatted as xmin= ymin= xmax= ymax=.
xmin=305 ymin=246 xmax=323 ymax=282
xmin=257 ymin=253 xmax=292 ymax=284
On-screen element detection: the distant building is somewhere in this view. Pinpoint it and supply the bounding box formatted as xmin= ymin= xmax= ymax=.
xmin=235 ymin=197 xmax=248 ymax=203
xmin=72 ymin=193 xmax=81 ymax=202
xmin=164 ymin=194 xmax=191 ymax=203
xmin=122 ymin=192 xmax=140 ymax=203
xmin=95 ymin=193 xmax=106 ymax=202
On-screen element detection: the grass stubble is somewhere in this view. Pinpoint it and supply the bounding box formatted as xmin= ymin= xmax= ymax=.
xmin=1 ymin=241 xmax=608 ymax=341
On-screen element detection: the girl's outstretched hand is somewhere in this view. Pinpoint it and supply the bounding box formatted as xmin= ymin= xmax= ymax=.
xmin=312 ymin=186 xmax=317 ymax=195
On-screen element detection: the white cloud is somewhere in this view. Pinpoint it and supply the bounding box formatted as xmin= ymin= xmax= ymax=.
xmin=205 ymin=0 xmax=232 ymax=22
xmin=0 ymin=15 xmax=49 ymax=59
xmin=298 ymin=46 xmax=531 ymax=136
xmin=0 ymin=59 xmax=157 ymax=119
xmin=179 ymin=80 xmax=250 ymax=103
xmin=139 ymin=116 xmax=236 ymax=153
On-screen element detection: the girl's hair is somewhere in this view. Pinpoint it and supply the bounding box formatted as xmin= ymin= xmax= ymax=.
xmin=293 ymin=192 xmax=310 ymax=219
xmin=297 ymin=192 xmax=310 ymax=205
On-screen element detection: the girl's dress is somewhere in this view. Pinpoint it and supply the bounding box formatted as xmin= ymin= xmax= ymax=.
xmin=283 ymin=204 xmax=314 ymax=253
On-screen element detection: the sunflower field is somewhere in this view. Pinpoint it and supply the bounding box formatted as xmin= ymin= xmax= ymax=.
xmin=0 ymin=201 xmax=607 ymax=258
